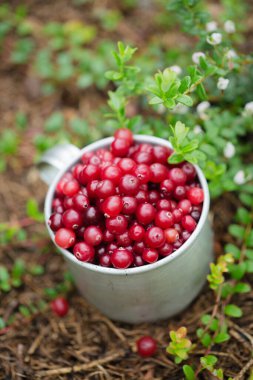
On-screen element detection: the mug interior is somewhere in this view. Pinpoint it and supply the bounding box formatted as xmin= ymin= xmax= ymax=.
xmin=44 ymin=135 xmax=210 ymax=276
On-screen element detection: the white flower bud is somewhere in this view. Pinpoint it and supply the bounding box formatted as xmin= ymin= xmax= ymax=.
xmin=172 ymin=104 xmax=189 ymax=114
xmin=197 ymin=101 xmax=210 ymax=114
xmin=223 ymin=142 xmax=235 ymax=158
xmin=192 ymin=52 xmax=206 ymax=65
xmin=243 ymin=102 xmax=253 ymax=116
xmin=169 ymin=65 xmax=182 ymax=75
xmin=234 ymin=170 xmax=246 ymax=185
xmin=217 ymin=77 xmax=229 ymax=90
xmin=226 ymin=49 xmax=237 ymax=59
xmin=224 ymin=20 xmax=235 ymax=34
xmin=207 ymin=32 xmax=222 ymax=45
xmin=193 ymin=125 xmax=203 ymax=134
xmin=206 ymin=21 xmax=218 ymax=32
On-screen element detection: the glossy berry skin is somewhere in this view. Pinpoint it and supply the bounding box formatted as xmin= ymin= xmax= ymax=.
xmin=99 ymin=254 xmax=111 ymax=267
xmin=134 ymin=255 xmax=145 ymax=267
xmin=153 ymin=145 xmax=172 ymax=164
xmin=155 ymin=210 xmax=174 ymax=229
xmin=172 ymin=208 xmax=183 ymax=223
xmin=62 ymin=209 xmax=82 ymax=230
xmin=159 ymin=243 xmax=173 ymax=257
xmin=145 ymin=227 xmax=165 ymax=248
xmin=173 ymin=186 xmax=186 ymax=200
xmin=134 ymin=164 xmax=151 ymax=184
xmin=114 ymin=128 xmax=133 ymax=144
xmin=136 ymin=203 xmax=156 ymax=225
xmin=178 ymin=199 xmax=192 ymax=215
xmin=149 ymin=163 xmax=168 ymax=183
xmin=101 ymin=165 xmax=122 ymax=185
xmin=118 ymin=158 xmax=136 ymax=174
xmin=51 ymin=297 xmax=69 ymax=317
xmin=103 ymin=230 xmax=114 ymax=243
xmin=106 ymin=215 xmax=128 ymax=234
xmin=133 ymin=151 xmax=153 ymax=165
xmin=129 ymin=224 xmax=145 ymax=242
xmin=181 ymin=215 xmax=197 ymax=232
xmin=160 ymin=179 xmax=174 ymax=196
xmin=55 ymin=228 xmax=76 ymax=249
xmin=111 ymin=138 xmax=130 ymax=157
xmin=187 ymin=187 xmax=204 ymax=205
xmin=181 ymin=162 xmax=196 ymax=181
xmin=48 ymin=213 xmax=63 ymax=231
xmin=111 ymin=249 xmax=133 ymax=269
xmin=79 ymin=164 xmax=100 ymax=185
xmin=136 ymin=190 xmax=149 ymax=204
xmin=83 ymin=226 xmax=103 ymax=246
xmin=83 ymin=206 xmax=102 ymax=226
xmin=169 ymin=168 xmax=187 ymax=185
xmin=95 ymin=180 xmax=115 ymax=198
xmin=157 ymin=199 xmax=171 ymax=211
xmin=102 ymin=195 xmax=123 ymax=218
xmin=136 ymin=336 xmax=157 ymax=357
xmin=116 ymin=231 xmax=132 ymax=246
xmin=164 ymin=228 xmax=179 ymax=244
xmin=119 ymin=175 xmax=140 ymax=196
xmin=73 ymin=194 xmax=89 ymax=211
xmin=73 ymin=241 xmax=95 ymax=262
xmin=122 ymin=196 xmax=137 ymax=215
xmin=142 ymin=248 xmax=159 ymax=264
xmin=62 ymin=179 xmax=80 ymax=196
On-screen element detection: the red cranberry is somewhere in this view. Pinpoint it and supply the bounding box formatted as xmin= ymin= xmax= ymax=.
xmin=157 ymin=199 xmax=171 ymax=211
xmin=129 ymin=224 xmax=145 ymax=241
xmin=88 ymin=155 xmax=101 ymax=166
xmin=173 ymin=238 xmax=183 ymax=249
xmin=48 ymin=213 xmax=63 ymax=231
xmin=133 ymin=151 xmax=154 ymax=165
xmin=73 ymin=241 xmax=95 ymax=261
xmin=145 ymin=227 xmax=165 ymax=248
xmin=111 ymin=249 xmax=133 ymax=269
xmin=97 ymin=149 xmax=114 ymax=162
xmin=83 ymin=226 xmax=103 ymax=246
xmin=119 ymin=175 xmax=140 ymax=196
xmin=136 ymin=190 xmax=149 ymax=203
xmin=111 ymin=138 xmax=131 ymax=157
xmin=51 ymin=297 xmax=69 ymax=317
xmin=160 ymin=179 xmax=175 ymax=196
xmin=170 ymin=200 xmax=177 ymax=210
xmin=55 ymin=205 xmax=64 ymax=214
xmin=83 ymin=206 xmax=102 ymax=226
xmin=187 ymin=187 xmax=204 ymax=205
xmin=134 ymin=255 xmax=145 ymax=267
xmin=148 ymin=190 xmax=160 ymax=205
xmin=102 ymin=195 xmax=123 ymax=217
xmin=181 ymin=162 xmax=196 ymax=181
xmin=116 ymin=231 xmax=132 ymax=246
xmin=106 ymin=215 xmax=128 ymax=234
xmin=81 ymin=151 xmax=93 ymax=164
xmin=173 ymin=186 xmax=186 ymax=200
xmin=142 ymin=248 xmax=159 ymax=263
xmin=62 ymin=209 xmax=82 ymax=230
xmin=133 ymin=241 xmax=145 ymax=254
xmin=182 ymin=230 xmax=191 ymax=241
xmin=79 ymin=164 xmax=100 ymax=185
xmin=155 ymin=210 xmax=174 ymax=229
xmin=136 ymin=203 xmax=156 ymax=225
xmin=63 ymin=196 xmax=74 ymax=209
xmin=134 ymin=164 xmax=151 ymax=184
xmin=76 ymin=226 xmax=85 ymax=239
xmin=62 ymin=179 xmax=80 ymax=196
xmin=99 ymin=254 xmax=111 ymax=267
xmin=150 ymin=163 xmax=168 ymax=183
xmin=136 ymin=336 xmax=157 ymax=357
xmin=182 ymin=215 xmax=197 ymax=232
xmin=101 ymin=165 xmax=122 ymax=185
xmin=191 ymin=210 xmax=201 ymax=221
xmin=52 ymin=198 xmax=63 ymax=210
xmin=55 ymin=228 xmax=76 ymax=248
xmin=159 ymin=243 xmax=173 ymax=256
xmin=107 ymin=242 xmax=118 ymax=254
xmin=103 ymin=230 xmax=114 ymax=243
xmin=95 ymin=179 xmax=115 ymax=198
xmin=72 ymin=164 xmax=84 ymax=179
xmin=169 ymin=168 xmax=187 ymax=185
xmin=96 ymin=246 xmax=106 ymax=257
xmin=153 ymin=145 xmax=172 ymax=163
xmin=118 ymin=158 xmax=136 ymax=174
xmin=164 ymin=228 xmax=179 ymax=244
xmin=114 ymin=128 xmax=133 ymax=144
xmin=122 ymin=196 xmax=137 ymax=215
xmin=86 ymin=180 xmax=99 ymax=199
xmin=178 ymin=199 xmax=192 ymax=215
xmin=172 ymin=208 xmax=183 ymax=222
xmin=73 ymin=194 xmax=89 ymax=211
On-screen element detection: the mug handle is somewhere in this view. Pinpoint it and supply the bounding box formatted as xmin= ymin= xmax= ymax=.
xmin=37 ymin=144 xmax=81 ymax=185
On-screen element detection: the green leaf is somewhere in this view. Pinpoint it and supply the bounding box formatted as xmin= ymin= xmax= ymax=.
xmin=228 ymin=262 xmax=246 ymax=280
xmin=179 ymin=76 xmax=191 ymax=93
xmin=201 ymin=354 xmax=218 ymax=368
xmin=0 ymin=317 xmax=6 ymax=329
xmin=233 ymin=282 xmax=251 ymax=294
xmin=236 ymin=208 xmax=251 ymax=225
xmin=201 ymin=314 xmax=219 ymax=331
xmin=196 ymin=83 xmax=207 ymax=100
xmin=26 ymin=199 xmax=44 ymax=222
xmin=239 ymin=193 xmax=253 ymax=207
xmin=29 ymin=265 xmax=44 ymax=276
xmin=19 ymin=305 xmax=31 ymax=317
xmin=12 ymin=259 xmax=25 ymax=279
xmin=176 ymin=94 xmax=193 ymax=106
xmin=225 ymin=243 xmax=241 ymax=260
xmin=228 ymin=224 xmax=245 ymax=240
xmin=168 ymin=153 xmax=185 ymax=164
xmin=183 ymin=365 xmax=196 ymax=380
xmin=246 ymin=231 xmax=253 ymax=248
xmin=246 ymin=260 xmax=253 ymax=273
xmin=224 ymin=304 xmax=243 ymax=318
xmin=245 ymin=249 xmax=253 ymax=260
xmin=105 ymin=70 xmax=122 ymax=81
xmin=44 ymin=112 xmax=64 ymax=132
xmin=197 ymin=328 xmax=212 ymax=347
xmin=214 ymin=332 xmax=230 ymax=343
xmin=149 ymin=96 xmax=163 ymax=105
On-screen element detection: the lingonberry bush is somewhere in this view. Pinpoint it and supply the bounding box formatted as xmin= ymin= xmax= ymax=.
xmin=103 ymin=1 xmax=253 ymax=378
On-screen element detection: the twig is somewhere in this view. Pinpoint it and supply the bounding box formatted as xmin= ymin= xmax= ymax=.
xmin=37 ymin=350 xmax=125 ymax=377
xmin=25 ymin=327 xmax=48 ymax=362
xmin=92 ymin=317 xmax=127 ymax=343
xmin=233 ymin=357 xmax=253 ymax=380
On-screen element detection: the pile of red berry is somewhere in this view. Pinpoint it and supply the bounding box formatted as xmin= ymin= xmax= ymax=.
xmin=48 ymin=128 xmax=204 ymax=269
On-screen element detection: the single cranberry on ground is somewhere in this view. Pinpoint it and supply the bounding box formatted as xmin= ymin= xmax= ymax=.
xmin=50 ymin=297 xmax=69 ymax=317
xmin=49 ymin=128 xmax=204 ymax=268
xmin=136 ymin=336 xmax=157 ymax=357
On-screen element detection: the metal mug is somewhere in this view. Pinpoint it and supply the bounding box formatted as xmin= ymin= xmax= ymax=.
xmin=38 ymin=135 xmax=213 ymax=324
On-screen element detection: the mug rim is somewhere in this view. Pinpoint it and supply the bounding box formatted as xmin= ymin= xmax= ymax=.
xmin=44 ymin=135 xmax=210 ymax=276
